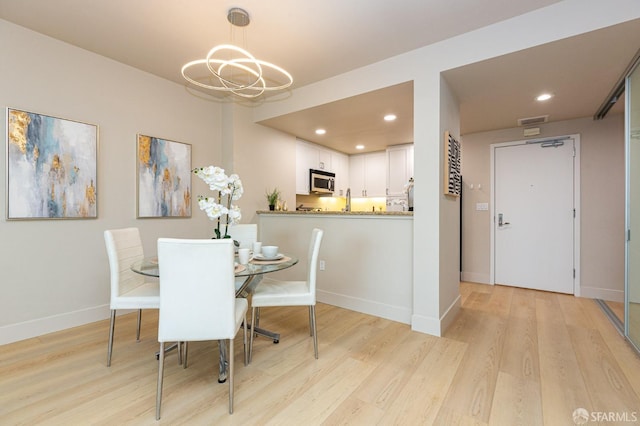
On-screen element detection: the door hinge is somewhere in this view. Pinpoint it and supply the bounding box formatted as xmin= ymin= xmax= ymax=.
xmin=573 ymin=208 xmax=576 ymax=218
xmin=573 ymin=268 xmax=576 ymax=278
xmin=628 ymin=229 xmax=632 ymax=241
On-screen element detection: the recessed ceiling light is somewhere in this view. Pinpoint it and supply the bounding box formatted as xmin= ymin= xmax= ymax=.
xmin=384 ymin=114 xmax=397 ymax=121
xmin=536 ymin=93 xmax=553 ymax=102
xmin=315 ymin=128 xmax=326 ymax=135
xmin=355 ymin=144 xmax=365 ymax=150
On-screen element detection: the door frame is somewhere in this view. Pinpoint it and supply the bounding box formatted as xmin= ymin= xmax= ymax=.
xmin=489 ymin=134 xmax=581 ymax=295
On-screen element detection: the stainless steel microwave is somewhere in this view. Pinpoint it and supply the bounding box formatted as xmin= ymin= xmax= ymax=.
xmin=309 ymin=169 xmax=335 ymax=194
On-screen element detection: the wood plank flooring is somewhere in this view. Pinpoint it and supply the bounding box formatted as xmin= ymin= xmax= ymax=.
xmin=605 ymin=300 xmax=624 ymax=324
xmin=1 ymin=282 xmax=639 ymax=425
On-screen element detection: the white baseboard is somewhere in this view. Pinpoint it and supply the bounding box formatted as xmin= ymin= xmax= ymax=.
xmin=410 ymin=294 xmax=462 ymax=337
xmin=410 ymin=313 xmax=442 ymax=336
xmin=579 ymin=286 xmax=624 ymax=303
xmin=461 ymin=271 xmax=490 ymax=284
xmin=316 ymin=290 xmax=411 ymax=325
xmin=0 ymin=305 xmax=113 ymax=345
xmin=440 ymin=294 xmax=462 ymax=333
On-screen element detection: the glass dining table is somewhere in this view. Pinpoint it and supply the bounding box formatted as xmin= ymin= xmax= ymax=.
xmin=131 ymin=254 xmax=298 ymax=382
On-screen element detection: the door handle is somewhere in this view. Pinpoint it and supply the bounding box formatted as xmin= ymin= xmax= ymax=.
xmin=498 ymin=213 xmax=510 ymax=227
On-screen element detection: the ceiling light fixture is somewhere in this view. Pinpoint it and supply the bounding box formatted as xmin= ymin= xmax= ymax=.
xmin=384 ymin=114 xmax=397 ymax=121
xmin=355 ymin=144 xmax=365 ymax=150
xmin=536 ymin=93 xmax=553 ymax=101
xmin=181 ymin=8 xmax=293 ymax=99
xmin=315 ymin=128 xmax=326 ymax=135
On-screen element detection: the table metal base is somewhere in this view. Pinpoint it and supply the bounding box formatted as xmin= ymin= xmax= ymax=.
xmin=252 ymin=325 xmax=280 ymax=344
xmin=216 ymin=324 xmax=280 ymax=383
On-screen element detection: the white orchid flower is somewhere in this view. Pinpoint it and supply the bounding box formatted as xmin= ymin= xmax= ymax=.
xmin=227 ymin=205 xmax=242 ymax=224
xmin=193 ymin=166 xmax=243 ymax=238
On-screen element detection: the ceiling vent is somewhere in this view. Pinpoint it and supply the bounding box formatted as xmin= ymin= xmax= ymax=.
xmin=517 ymin=115 xmax=549 ymax=127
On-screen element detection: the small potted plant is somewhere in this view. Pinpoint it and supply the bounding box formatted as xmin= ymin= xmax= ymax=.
xmin=265 ymin=188 xmax=280 ymax=211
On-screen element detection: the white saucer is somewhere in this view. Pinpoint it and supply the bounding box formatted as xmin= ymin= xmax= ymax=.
xmin=253 ymin=253 xmax=284 ymax=261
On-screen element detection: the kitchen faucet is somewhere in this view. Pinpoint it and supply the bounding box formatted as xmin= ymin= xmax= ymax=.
xmin=345 ymin=188 xmax=351 ymax=212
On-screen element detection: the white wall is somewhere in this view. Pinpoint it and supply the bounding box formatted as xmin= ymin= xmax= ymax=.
xmin=438 ymin=77 xmax=462 ymax=330
xmin=225 ymin=103 xmax=297 ymax=224
xmin=0 ymin=20 xmax=223 ymax=344
xmin=461 ymin=114 xmax=626 ymax=301
xmin=258 ymin=213 xmax=414 ymax=324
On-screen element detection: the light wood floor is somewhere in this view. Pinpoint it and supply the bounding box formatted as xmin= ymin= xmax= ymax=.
xmin=602 ymin=300 xmax=640 ymax=344
xmin=605 ymin=300 xmax=624 ymax=324
xmin=2 ymin=282 xmax=640 ymax=425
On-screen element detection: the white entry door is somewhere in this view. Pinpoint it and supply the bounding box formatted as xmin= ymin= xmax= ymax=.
xmin=493 ymin=137 xmax=577 ymax=293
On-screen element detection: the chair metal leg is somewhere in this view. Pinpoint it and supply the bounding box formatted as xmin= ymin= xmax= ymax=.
xmin=308 ymin=306 xmax=313 ymax=336
xmin=183 ymin=342 xmax=189 ymax=368
xmin=255 ymin=307 xmax=260 ymax=334
xmin=136 ymin=309 xmax=142 ymax=341
xmin=228 ymin=338 xmax=234 ymax=414
xmin=177 ymin=341 xmax=183 ymax=365
xmin=311 ymin=305 xmax=318 ymax=359
xmin=107 ymin=310 xmax=116 ymax=367
xmin=156 ymin=341 xmax=165 ymax=420
xmin=218 ymin=340 xmax=228 ymax=383
xmin=243 ymin=317 xmax=248 ymax=366
xmin=249 ymin=307 xmax=257 ymax=363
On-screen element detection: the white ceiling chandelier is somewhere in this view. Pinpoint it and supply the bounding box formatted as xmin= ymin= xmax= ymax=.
xmin=181 ymin=8 xmax=293 ymax=99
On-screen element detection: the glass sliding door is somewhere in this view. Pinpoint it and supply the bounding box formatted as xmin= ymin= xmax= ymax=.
xmin=626 ymin=61 xmax=640 ymax=351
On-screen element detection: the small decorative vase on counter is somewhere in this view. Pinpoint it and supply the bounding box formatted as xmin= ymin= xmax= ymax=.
xmin=269 ymin=204 xmax=275 ymax=211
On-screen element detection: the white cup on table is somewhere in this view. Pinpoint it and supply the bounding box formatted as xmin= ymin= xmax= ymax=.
xmin=238 ymin=248 xmax=250 ymax=264
xmin=252 ymin=241 xmax=262 ymax=256
xmin=261 ymin=245 xmax=278 ymax=258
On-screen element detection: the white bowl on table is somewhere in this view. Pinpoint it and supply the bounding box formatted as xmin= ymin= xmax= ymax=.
xmin=261 ymin=245 xmax=279 ymax=258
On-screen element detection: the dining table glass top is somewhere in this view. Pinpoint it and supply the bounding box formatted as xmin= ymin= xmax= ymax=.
xmin=130 ymin=254 xmax=299 ymax=278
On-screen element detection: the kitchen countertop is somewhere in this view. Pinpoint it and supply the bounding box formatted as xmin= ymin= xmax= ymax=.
xmin=257 ymin=210 xmax=413 ymax=216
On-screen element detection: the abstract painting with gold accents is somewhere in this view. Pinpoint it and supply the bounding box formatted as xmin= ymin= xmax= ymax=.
xmin=137 ymin=134 xmax=191 ymax=218
xmin=6 ymin=108 xmax=98 ymax=220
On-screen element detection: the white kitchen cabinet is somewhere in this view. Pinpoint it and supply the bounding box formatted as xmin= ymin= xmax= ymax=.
xmin=365 ymin=151 xmax=387 ymax=196
xmin=386 ymin=144 xmax=414 ymax=196
xmin=349 ymin=151 xmax=386 ymax=197
xmin=296 ymin=141 xmax=313 ymax=194
xmin=332 ymin=151 xmax=349 ymax=197
xmin=296 ymin=139 xmax=342 ymax=194
xmin=349 ymin=154 xmax=365 ymax=196
xmin=318 ymin=149 xmax=332 ymax=172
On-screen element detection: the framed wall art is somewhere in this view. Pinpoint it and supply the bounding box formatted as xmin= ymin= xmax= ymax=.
xmin=137 ymin=134 xmax=192 ymax=218
xmin=444 ymin=131 xmax=461 ymax=197
xmin=6 ymin=108 xmax=98 ymax=220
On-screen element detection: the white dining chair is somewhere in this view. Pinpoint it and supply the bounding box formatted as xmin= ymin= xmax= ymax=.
xmin=104 ymin=227 xmax=160 ymax=367
xmin=155 ymin=238 xmax=248 ymax=419
xmin=228 ymin=223 xmax=257 ymax=249
xmin=249 ymin=228 xmax=324 ymax=362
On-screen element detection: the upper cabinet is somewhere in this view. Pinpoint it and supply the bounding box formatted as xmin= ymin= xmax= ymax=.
xmin=349 ymin=151 xmax=387 ymax=197
xmin=295 ymin=141 xmax=313 ymax=194
xmin=332 ymin=151 xmax=349 ymax=197
xmin=296 ymin=139 xmax=348 ymax=195
xmin=386 ymin=144 xmax=414 ymax=196
xmin=318 ymin=149 xmax=332 ymax=172
xmin=297 ymin=139 xmax=412 ymax=198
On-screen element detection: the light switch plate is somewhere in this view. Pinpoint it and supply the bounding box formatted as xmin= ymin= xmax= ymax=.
xmin=476 ymin=202 xmax=489 ymax=211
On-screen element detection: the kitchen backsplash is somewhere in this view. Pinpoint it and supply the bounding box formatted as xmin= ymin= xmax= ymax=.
xmin=296 ymin=194 xmax=387 ymax=212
